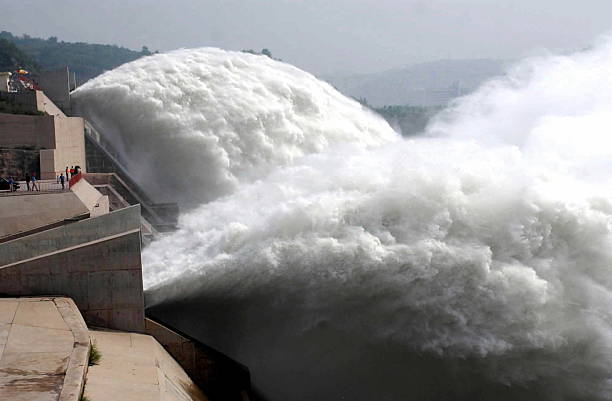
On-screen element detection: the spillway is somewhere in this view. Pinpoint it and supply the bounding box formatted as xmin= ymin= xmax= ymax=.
xmin=74 ymin=41 xmax=612 ymax=401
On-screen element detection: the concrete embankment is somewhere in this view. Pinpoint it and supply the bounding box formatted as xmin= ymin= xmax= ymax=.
xmin=0 ymin=205 xmax=145 ymax=332
xmin=0 ymin=297 xmax=90 ymax=401
xmin=85 ymin=330 xmax=209 ymax=401
xmin=0 ymin=297 xmax=213 ymax=401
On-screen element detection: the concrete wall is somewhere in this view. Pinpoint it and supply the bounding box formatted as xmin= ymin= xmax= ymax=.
xmin=0 ymin=112 xmax=88 ymax=180
xmin=94 ymin=195 xmax=110 ymax=218
xmin=51 ymin=116 xmax=86 ymax=179
xmin=36 ymin=67 xmax=71 ymax=114
xmin=0 ymin=91 xmax=86 ymax=179
xmin=0 ymin=231 xmax=144 ymax=332
xmin=145 ymin=318 xmax=252 ymax=401
xmin=0 ymin=113 xmax=56 ymax=149
xmin=39 ymin=148 xmax=56 ymax=179
xmin=0 ymin=148 xmax=39 ymax=179
xmin=70 ymin=177 xmax=109 ymax=218
xmin=36 ymin=91 xmax=66 ymax=117
xmin=0 ymin=205 xmax=140 ymax=266
xmin=0 ymin=72 xmax=9 ymax=93
xmin=0 ymin=205 xmax=144 ymax=332
xmin=86 ymin=330 xmax=209 ymax=401
xmin=94 ymin=184 xmax=131 ymax=211
xmin=0 ymin=192 xmax=89 ymax=239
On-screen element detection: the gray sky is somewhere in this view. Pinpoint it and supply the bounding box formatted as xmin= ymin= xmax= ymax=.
xmin=2 ymin=0 xmax=612 ymax=75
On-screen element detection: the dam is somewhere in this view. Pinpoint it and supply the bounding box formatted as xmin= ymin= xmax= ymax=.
xmin=74 ymin=45 xmax=612 ymax=401
xmin=5 ymin=41 xmax=612 ymax=401
xmin=0 ymin=67 xmax=251 ymax=401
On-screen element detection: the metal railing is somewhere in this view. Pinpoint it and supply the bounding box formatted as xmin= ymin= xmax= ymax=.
xmin=0 ymin=179 xmax=69 ymax=196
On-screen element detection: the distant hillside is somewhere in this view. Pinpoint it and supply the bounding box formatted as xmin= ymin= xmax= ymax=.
xmin=325 ymin=59 xmax=510 ymax=107
xmin=0 ymin=38 xmax=39 ymax=73
xmin=374 ymin=105 xmax=442 ymax=136
xmin=0 ymin=31 xmax=151 ymax=84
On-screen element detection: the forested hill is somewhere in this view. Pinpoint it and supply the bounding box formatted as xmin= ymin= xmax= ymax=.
xmin=0 ymin=38 xmax=39 ymax=73
xmin=374 ymin=105 xmax=442 ymax=136
xmin=0 ymin=31 xmax=151 ymax=83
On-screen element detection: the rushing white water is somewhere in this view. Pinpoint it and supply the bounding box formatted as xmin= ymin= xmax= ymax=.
xmin=73 ymin=48 xmax=396 ymax=203
xmin=79 ymin=41 xmax=612 ymax=400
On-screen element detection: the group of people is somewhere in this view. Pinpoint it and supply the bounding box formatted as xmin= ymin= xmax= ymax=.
xmin=57 ymin=166 xmax=81 ymax=190
xmin=65 ymin=166 xmax=81 ymax=179
xmin=5 ymin=173 xmax=40 ymax=192
xmin=4 ymin=165 xmax=82 ymax=193
xmin=24 ymin=173 xmax=40 ymax=191
xmin=6 ymin=176 xmax=19 ymax=192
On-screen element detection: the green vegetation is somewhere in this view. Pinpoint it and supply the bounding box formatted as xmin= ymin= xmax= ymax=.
xmin=0 ymin=31 xmax=153 ymax=83
xmin=242 ymin=48 xmax=281 ymax=61
xmin=0 ymin=31 xmax=280 ymax=85
xmin=88 ymin=341 xmax=102 ymax=366
xmin=374 ymin=104 xmax=443 ymax=136
xmin=375 ymin=104 xmax=442 ymax=120
xmin=0 ymin=38 xmax=39 ymax=73
xmin=353 ymin=96 xmax=442 ymax=137
xmin=0 ymin=99 xmax=45 ymax=116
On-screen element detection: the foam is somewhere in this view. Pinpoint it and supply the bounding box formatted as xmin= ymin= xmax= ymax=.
xmin=80 ymin=41 xmax=612 ymax=400
xmin=73 ymin=48 xmax=397 ymax=202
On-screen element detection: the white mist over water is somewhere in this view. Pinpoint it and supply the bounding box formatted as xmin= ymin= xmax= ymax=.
xmin=79 ymin=41 xmax=612 ymax=400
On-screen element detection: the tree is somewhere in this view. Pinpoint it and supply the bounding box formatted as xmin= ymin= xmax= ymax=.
xmin=1 ymin=31 xmax=151 ymax=83
xmin=0 ymin=38 xmax=39 ymax=72
xmin=353 ymin=97 xmax=369 ymax=106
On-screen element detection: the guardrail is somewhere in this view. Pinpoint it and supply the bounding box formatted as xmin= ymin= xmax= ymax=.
xmin=68 ymin=172 xmax=82 ymax=188
xmin=0 ymin=179 xmax=68 ymax=195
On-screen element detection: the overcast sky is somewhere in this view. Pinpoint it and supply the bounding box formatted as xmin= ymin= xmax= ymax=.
xmin=2 ymin=0 xmax=612 ymax=75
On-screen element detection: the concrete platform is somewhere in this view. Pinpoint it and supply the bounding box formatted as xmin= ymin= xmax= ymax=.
xmin=0 ymin=297 xmax=90 ymax=401
xmin=0 ymin=177 xmax=109 ymax=239
xmin=0 ymin=191 xmax=89 ymax=239
xmin=85 ymin=330 xmax=209 ymax=401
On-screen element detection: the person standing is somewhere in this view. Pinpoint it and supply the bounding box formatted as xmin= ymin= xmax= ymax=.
xmin=65 ymin=166 xmax=69 ymax=180
xmin=59 ymin=173 xmax=65 ymax=190
xmin=8 ymin=176 xmax=14 ymax=192
xmin=31 ymin=174 xmax=39 ymax=191
xmin=69 ymin=166 xmax=74 ymax=179
xmin=25 ymin=173 xmax=31 ymax=191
